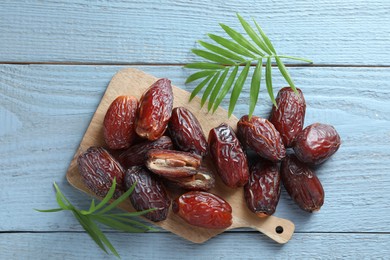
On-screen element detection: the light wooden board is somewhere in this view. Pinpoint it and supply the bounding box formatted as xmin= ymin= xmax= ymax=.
xmin=0 ymin=0 xmax=389 ymax=65
xmin=1 ymin=232 xmax=390 ymax=259
xmin=1 ymin=65 xmax=390 ymax=235
xmin=65 ymin=68 xmax=294 ymax=243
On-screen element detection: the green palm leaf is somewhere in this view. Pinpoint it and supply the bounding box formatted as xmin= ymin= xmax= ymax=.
xmin=185 ymin=14 xmax=312 ymax=117
xmin=249 ymin=61 xmax=262 ymax=118
xmin=201 ymin=72 xmax=221 ymax=107
xmin=208 ymin=68 xmax=229 ymax=111
xmin=266 ymin=57 xmax=277 ymax=107
xmin=190 ymin=74 xmax=214 ymax=101
xmin=208 ymin=34 xmax=256 ymax=58
xmin=37 ymin=181 xmax=156 ymax=258
xmin=254 ymin=20 xmax=277 ymax=54
xmin=220 ymin=23 xmax=264 ymax=56
xmin=275 ymin=56 xmax=298 ymax=94
xmin=213 ymin=66 xmax=239 ymax=112
xmin=229 ymin=62 xmax=251 ymax=117
xmin=237 ymin=14 xmax=271 ymax=55
xmin=192 ymin=49 xmax=235 ymax=65
xmin=198 ymin=41 xmax=246 ymax=62
xmin=185 ymin=70 xmax=216 ymax=84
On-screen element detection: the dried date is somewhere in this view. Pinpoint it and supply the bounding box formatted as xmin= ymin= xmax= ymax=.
xmin=293 ymin=123 xmax=341 ymax=165
xmin=136 ymin=78 xmax=173 ymax=141
xmin=103 ymin=96 xmax=138 ymax=149
xmin=237 ymin=115 xmax=286 ymax=162
xmin=269 ymin=87 xmax=306 ymax=147
xmin=125 ymin=166 xmax=171 ymax=222
xmin=281 ymin=154 xmax=324 ymax=212
xmin=172 ymin=191 xmax=232 ymax=229
xmin=208 ymin=123 xmax=249 ymax=188
xmin=168 ymin=107 xmax=207 ymax=156
xmin=77 ymin=147 xmax=125 ymax=198
xmin=146 ymin=149 xmax=201 ymax=178
xmin=118 ymin=136 xmax=173 ymax=168
xmin=244 ymin=160 xmax=281 ymax=217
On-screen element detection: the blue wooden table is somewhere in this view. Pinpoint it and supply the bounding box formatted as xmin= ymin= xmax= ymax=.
xmin=1 ymin=1 xmax=390 ymax=258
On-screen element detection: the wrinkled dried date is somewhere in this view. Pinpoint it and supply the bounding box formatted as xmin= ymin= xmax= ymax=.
xmin=146 ymin=149 xmax=201 ymax=178
xmin=125 ymin=166 xmax=171 ymax=222
xmin=244 ymin=160 xmax=281 ymax=217
xmin=118 ymin=136 xmax=173 ymax=168
xmin=166 ymin=166 xmax=215 ymax=191
xmin=172 ymin=191 xmax=232 ymax=229
xmin=168 ymin=107 xmax=207 ymax=156
xmin=281 ymin=154 xmax=324 ymax=212
xmin=77 ymin=147 xmax=125 ymax=198
xmin=136 ymin=78 xmax=173 ymax=141
xmin=208 ymin=123 xmax=249 ymax=188
xmin=237 ymin=115 xmax=286 ymax=162
xmin=294 ymin=123 xmax=341 ymax=165
xmin=103 ymin=96 xmax=138 ymax=149
xmin=269 ymin=87 xmax=306 ymax=147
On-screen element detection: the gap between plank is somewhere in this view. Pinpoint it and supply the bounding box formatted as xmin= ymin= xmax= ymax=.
xmin=0 ymin=61 xmax=389 ymax=68
xmin=1 ymin=231 xmax=389 ymax=235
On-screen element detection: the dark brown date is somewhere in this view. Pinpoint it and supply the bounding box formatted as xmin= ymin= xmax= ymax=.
xmin=244 ymin=160 xmax=281 ymax=217
xmin=237 ymin=115 xmax=286 ymax=162
xmin=269 ymin=87 xmax=306 ymax=147
xmin=77 ymin=147 xmax=125 ymax=198
xmin=166 ymin=166 xmax=215 ymax=191
xmin=125 ymin=166 xmax=171 ymax=222
xmin=136 ymin=78 xmax=173 ymax=141
xmin=168 ymin=107 xmax=207 ymax=156
xmin=208 ymin=123 xmax=249 ymax=188
xmin=146 ymin=149 xmax=201 ymax=178
xmin=293 ymin=123 xmax=341 ymax=165
xmin=172 ymin=191 xmax=232 ymax=229
xmin=118 ymin=136 xmax=173 ymax=168
xmin=103 ymin=95 xmax=138 ymax=149
xmin=281 ymin=154 xmax=324 ymax=212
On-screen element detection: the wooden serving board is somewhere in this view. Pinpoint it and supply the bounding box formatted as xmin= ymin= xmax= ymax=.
xmin=66 ymin=68 xmax=295 ymax=244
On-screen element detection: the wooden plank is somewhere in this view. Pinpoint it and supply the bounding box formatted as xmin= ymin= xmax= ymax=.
xmin=0 ymin=0 xmax=389 ymax=65
xmin=0 ymin=65 xmax=389 ymax=234
xmin=0 ymin=232 xmax=389 ymax=259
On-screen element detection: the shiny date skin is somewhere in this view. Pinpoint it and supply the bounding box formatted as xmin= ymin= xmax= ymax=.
xmin=244 ymin=160 xmax=281 ymax=217
xmin=172 ymin=191 xmax=232 ymax=229
xmin=281 ymin=154 xmax=324 ymax=212
xmin=125 ymin=166 xmax=171 ymax=222
xmin=118 ymin=136 xmax=173 ymax=169
xmin=269 ymin=87 xmax=306 ymax=147
xmin=168 ymin=107 xmax=207 ymax=156
xmin=208 ymin=123 xmax=249 ymax=188
xmin=237 ymin=115 xmax=286 ymax=162
xmin=103 ymin=95 xmax=138 ymax=149
xmin=136 ymin=78 xmax=174 ymax=141
xmin=146 ymin=149 xmax=201 ymax=178
xmin=77 ymin=147 xmax=125 ymax=198
xmin=293 ymin=123 xmax=341 ymax=165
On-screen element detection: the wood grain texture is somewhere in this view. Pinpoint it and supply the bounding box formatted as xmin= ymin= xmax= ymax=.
xmin=65 ymin=68 xmax=294 ymax=243
xmin=1 ymin=65 xmax=389 ymax=235
xmin=0 ymin=0 xmax=389 ymax=65
xmin=0 ymin=232 xmax=389 ymax=259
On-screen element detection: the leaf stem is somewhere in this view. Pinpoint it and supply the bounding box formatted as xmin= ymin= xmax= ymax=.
xmin=277 ymin=55 xmax=313 ymax=63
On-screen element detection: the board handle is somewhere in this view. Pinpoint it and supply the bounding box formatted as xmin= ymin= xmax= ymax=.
xmin=230 ymin=215 xmax=295 ymax=244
